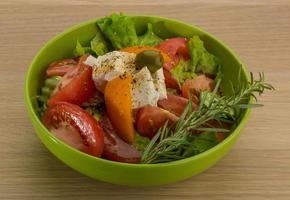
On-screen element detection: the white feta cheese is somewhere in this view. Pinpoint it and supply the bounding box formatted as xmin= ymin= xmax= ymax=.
xmin=152 ymin=68 xmax=167 ymax=100
xmin=131 ymin=67 xmax=159 ymax=109
xmin=85 ymin=51 xmax=136 ymax=91
xmin=84 ymin=55 xmax=99 ymax=66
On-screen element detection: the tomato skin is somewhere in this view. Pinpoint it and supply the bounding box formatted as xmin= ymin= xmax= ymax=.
xmin=158 ymin=94 xmax=196 ymax=116
xmin=182 ymin=75 xmax=215 ymax=99
xmin=163 ymin=69 xmax=180 ymax=90
xmin=48 ymin=57 xmax=96 ymax=106
xmin=46 ymin=58 xmax=78 ymax=77
xmin=100 ymin=115 xmax=141 ymax=163
xmin=136 ymin=106 xmax=178 ymax=139
xmin=157 ymin=37 xmax=190 ymax=70
xmin=42 ymin=102 xmax=104 ymax=157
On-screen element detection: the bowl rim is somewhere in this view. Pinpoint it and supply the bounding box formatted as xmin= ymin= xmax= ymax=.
xmin=24 ymin=15 xmax=252 ymax=168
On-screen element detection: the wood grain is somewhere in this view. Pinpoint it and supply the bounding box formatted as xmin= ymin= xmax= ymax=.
xmin=0 ymin=0 xmax=290 ymax=199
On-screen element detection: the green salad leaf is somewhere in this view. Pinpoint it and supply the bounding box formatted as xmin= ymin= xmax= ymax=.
xmin=188 ymin=36 xmax=219 ymax=74
xmin=170 ymin=59 xmax=197 ymax=85
xmin=138 ymin=23 xmax=162 ymax=46
xmin=97 ymin=13 xmax=139 ymax=49
xmin=133 ymin=133 xmax=151 ymax=153
xmin=73 ymin=40 xmax=92 ymax=57
xmin=90 ymin=30 xmax=109 ymax=56
xmin=37 ymin=76 xmax=61 ymax=116
xmin=97 ymin=13 xmax=163 ymax=49
xmin=192 ymin=132 xmax=219 ymax=153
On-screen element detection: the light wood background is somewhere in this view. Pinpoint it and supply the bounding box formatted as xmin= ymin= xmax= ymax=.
xmin=1 ymin=0 xmax=290 ymax=199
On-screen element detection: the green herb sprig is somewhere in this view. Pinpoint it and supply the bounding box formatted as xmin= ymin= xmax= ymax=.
xmin=141 ymin=73 xmax=274 ymax=164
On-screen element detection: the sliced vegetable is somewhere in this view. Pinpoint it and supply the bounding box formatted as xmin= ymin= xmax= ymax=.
xmin=135 ymin=50 xmax=163 ymax=73
xmin=181 ymin=74 xmax=215 ymax=99
xmin=136 ymin=106 xmax=178 ymax=139
xmin=158 ymin=94 xmax=196 ymax=116
xmin=157 ymin=37 xmax=190 ymax=70
xmin=163 ymin=69 xmax=180 ymax=90
xmin=187 ymin=36 xmax=219 ymax=74
xmin=100 ymin=115 xmax=141 ymax=163
xmin=46 ymin=58 xmax=77 ymax=77
xmin=48 ymin=55 xmax=96 ymax=106
xmin=43 ymin=102 xmax=104 ymax=157
xmin=104 ymin=74 xmax=135 ymax=144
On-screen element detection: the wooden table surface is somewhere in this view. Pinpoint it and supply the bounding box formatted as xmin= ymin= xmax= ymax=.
xmin=1 ymin=0 xmax=290 ymax=199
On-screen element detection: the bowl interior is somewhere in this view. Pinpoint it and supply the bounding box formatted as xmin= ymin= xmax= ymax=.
xmin=25 ymin=15 xmax=250 ymax=185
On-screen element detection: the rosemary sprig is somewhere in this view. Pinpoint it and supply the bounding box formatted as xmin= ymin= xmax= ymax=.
xmin=141 ymin=72 xmax=274 ymax=164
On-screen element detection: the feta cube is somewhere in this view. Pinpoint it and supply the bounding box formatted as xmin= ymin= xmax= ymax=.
xmin=131 ymin=67 xmax=159 ymax=109
xmin=152 ymin=68 xmax=167 ymax=100
xmin=85 ymin=51 xmax=136 ymax=91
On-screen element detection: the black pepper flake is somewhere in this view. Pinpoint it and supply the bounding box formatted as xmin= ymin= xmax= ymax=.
xmin=119 ymin=73 xmax=127 ymax=80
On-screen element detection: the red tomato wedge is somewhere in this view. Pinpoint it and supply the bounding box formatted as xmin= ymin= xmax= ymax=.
xmin=42 ymin=102 xmax=104 ymax=157
xmin=48 ymin=55 xmax=96 ymax=106
xmin=136 ymin=106 xmax=178 ymax=139
xmin=100 ymin=115 xmax=141 ymax=163
xmin=163 ymin=69 xmax=180 ymax=90
xmin=182 ymin=74 xmax=215 ymax=99
xmin=46 ymin=58 xmax=78 ymax=77
xmin=157 ymin=37 xmax=190 ymax=70
xmin=158 ymin=94 xmax=197 ymax=117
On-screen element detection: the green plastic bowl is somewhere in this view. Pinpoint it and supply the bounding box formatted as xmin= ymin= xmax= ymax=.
xmin=25 ymin=15 xmax=251 ymax=186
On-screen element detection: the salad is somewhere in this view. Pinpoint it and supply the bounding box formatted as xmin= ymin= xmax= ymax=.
xmin=38 ymin=13 xmax=273 ymax=164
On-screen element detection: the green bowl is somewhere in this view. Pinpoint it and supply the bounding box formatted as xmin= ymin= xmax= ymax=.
xmin=24 ymin=15 xmax=251 ymax=186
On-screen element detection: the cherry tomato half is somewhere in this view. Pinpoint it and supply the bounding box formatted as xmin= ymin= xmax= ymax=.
xmin=48 ymin=55 xmax=96 ymax=106
xmin=135 ymin=106 xmax=178 ymax=139
xmin=100 ymin=115 xmax=141 ymax=163
xmin=42 ymin=102 xmax=104 ymax=157
xmin=157 ymin=37 xmax=190 ymax=70
xmin=158 ymin=94 xmax=196 ymax=117
xmin=46 ymin=58 xmax=78 ymax=77
xmin=182 ymin=74 xmax=215 ymax=99
xmin=163 ymin=69 xmax=180 ymax=90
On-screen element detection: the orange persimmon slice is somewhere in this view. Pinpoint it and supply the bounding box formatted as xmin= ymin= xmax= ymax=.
xmin=104 ymin=74 xmax=135 ymax=144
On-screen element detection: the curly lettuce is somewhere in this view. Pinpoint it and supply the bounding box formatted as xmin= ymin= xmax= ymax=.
xmin=170 ymin=59 xmax=197 ymax=85
xmin=97 ymin=13 xmax=139 ymax=49
xmin=90 ymin=29 xmax=109 ymax=56
xmin=73 ymin=40 xmax=93 ymax=57
xmin=138 ymin=23 xmax=163 ymax=46
xmin=188 ymin=36 xmax=219 ymax=74
xmin=97 ymin=13 xmax=162 ymax=49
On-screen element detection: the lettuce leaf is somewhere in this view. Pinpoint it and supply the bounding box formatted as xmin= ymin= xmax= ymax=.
xmin=133 ymin=133 xmax=150 ymax=153
xmin=73 ymin=40 xmax=93 ymax=57
xmin=97 ymin=13 xmax=163 ymax=49
xmin=90 ymin=30 xmax=109 ymax=56
xmin=170 ymin=59 xmax=197 ymax=85
xmin=188 ymin=36 xmax=219 ymax=74
xmin=192 ymin=132 xmax=219 ymax=153
xmin=97 ymin=13 xmax=139 ymax=49
xmin=138 ymin=23 xmax=162 ymax=46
